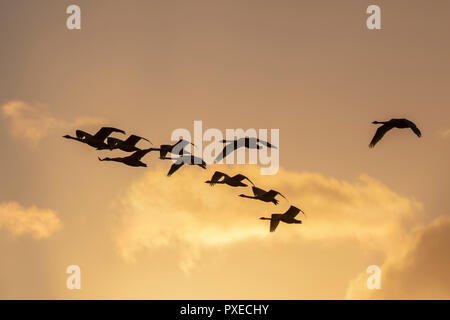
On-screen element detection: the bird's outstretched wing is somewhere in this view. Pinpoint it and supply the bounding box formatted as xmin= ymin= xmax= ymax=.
xmin=405 ymin=120 xmax=422 ymax=138
xmin=167 ymin=161 xmax=184 ymax=176
xmin=369 ymin=124 xmax=394 ymax=148
xmin=283 ymin=206 xmax=301 ymax=218
xmin=124 ymin=135 xmax=151 ymax=147
xmin=257 ymin=139 xmax=277 ymax=149
xmin=129 ymin=148 xmax=154 ymax=161
xmin=234 ymin=174 xmax=254 ymax=186
xmin=251 ymin=186 xmax=267 ymax=197
xmin=214 ymin=143 xmax=236 ymax=162
xmin=270 ymin=214 xmax=282 ymax=232
xmin=171 ymin=139 xmax=195 ymax=155
xmin=93 ymin=127 xmax=125 ymax=141
xmin=266 ymin=189 xmax=287 ymax=201
xmin=209 ymin=171 xmax=227 ymax=185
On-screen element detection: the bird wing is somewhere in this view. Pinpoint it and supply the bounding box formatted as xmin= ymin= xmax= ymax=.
xmin=404 ymin=120 xmax=422 ymax=137
xmin=128 ymin=148 xmax=153 ymax=161
xmin=270 ymin=214 xmax=282 ymax=232
xmin=283 ymin=206 xmax=301 ymax=218
xmin=266 ymin=189 xmax=287 ymax=201
xmin=167 ymin=161 xmax=184 ymax=176
xmin=124 ymin=135 xmax=151 ymax=147
xmin=252 ymin=186 xmax=267 ymax=197
xmin=256 ymin=139 xmax=277 ymax=149
xmin=93 ymin=127 xmax=125 ymax=141
xmin=234 ymin=174 xmax=254 ymax=186
xmin=210 ymin=171 xmax=227 ymax=183
xmin=369 ymin=124 xmax=394 ymax=148
xmin=214 ymin=143 xmax=236 ymax=162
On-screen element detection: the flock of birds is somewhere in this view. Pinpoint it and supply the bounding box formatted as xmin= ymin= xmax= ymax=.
xmin=63 ymin=118 xmax=422 ymax=232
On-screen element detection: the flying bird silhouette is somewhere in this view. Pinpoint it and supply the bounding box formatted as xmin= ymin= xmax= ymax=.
xmin=260 ymin=205 xmax=305 ymax=232
xmin=369 ymin=118 xmax=422 ymax=148
xmin=63 ymin=127 xmax=125 ymax=150
xmin=239 ymin=186 xmax=287 ymax=205
xmin=153 ymin=139 xmax=195 ymax=159
xmin=215 ymin=137 xmax=277 ymax=162
xmin=107 ymin=134 xmax=152 ymax=152
xmin=205 ymin=171 xmax=254 ymax=187
xmin=162 ymin=155 xmax=207 ymax=176
xmin=98 ymin=148 xmax=154 ymax=167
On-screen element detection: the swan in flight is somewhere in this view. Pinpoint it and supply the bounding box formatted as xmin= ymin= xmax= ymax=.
xmin=369 ymin=118 xmax=422 ymax=148
xmin=153 ymin=139 xmax=195 ymax=159
xmin=205 ymin=171 xmax=254 ymax=187
xmin=98 ymin=148 xmax=154 ymax=167
xmin=239 ymin=186 xmax=287 ymax=205
xmin=260 ymin=205 xmax=305 ymax=232
xmin=107 ymin=134 xmax=152 ymax=152
xmin=214 ymin=137 xmax=277 ymax=162
xmin=63 ymin=127 xmax=125 ymax=150
xmin=161 ymin=155 xmax=207 ymax=176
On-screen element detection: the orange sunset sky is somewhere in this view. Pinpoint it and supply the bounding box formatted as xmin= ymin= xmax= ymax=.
xmin=0 ymin=0 xmax=449 ymax=299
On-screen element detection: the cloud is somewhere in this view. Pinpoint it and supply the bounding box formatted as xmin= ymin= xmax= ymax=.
xmin=0 ymin=201 xmax=61 ymax=239
xmin=1 ymin=100 xmax=104 ymax=145
xmin=346 ymin=216 xmax=450 ymax=299
xmin=114 ymin=165 xmax=423 ymax=272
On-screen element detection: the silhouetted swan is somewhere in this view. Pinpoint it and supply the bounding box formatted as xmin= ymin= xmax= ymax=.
xmin=215 ymin=137 xmax=277 ymax=162
xmin=260 ymin=205 xmax=305 ymax=232
xmin=153 ymin=139 xmax=195 ymax=159
xmin=239 ymin=186 xmax=287 ymax=205
xmin=98 ymin=148 xmax=154 ymax=167
xmin=369 ymin=118 xmax=422 ymax=148
xmin=63 ymin=127 xmax=125 ymax=150
xmin=205 ymin=171 xmax=254 ymax=187
xmin=161 ymin=155 xmax=207 ymax=176
xmin=107 ymin=134 xmax=152 ymax=152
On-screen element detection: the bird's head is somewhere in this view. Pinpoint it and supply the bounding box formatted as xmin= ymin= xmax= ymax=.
xmin=63 ymin=135 xmax=71 ymax=139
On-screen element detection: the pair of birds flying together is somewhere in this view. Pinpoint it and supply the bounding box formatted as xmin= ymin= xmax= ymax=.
xmin=205 ymin=171 xmax=305 ymax=232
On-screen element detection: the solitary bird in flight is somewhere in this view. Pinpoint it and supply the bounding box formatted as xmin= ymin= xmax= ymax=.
xmin=107 ymin=134 xmax=152 ymax=152
xmin=369 ymin=118 xmax=422 ymax=148
xmin=162 ymin=155 xmax=207 ymax=176
xmin=205 ymin=171 xmax=254 ymax=187
xmin=239 ymin=186 xmax=287 ymax=205
xmin=215 ymin=137 xmax=277 ymax=162
xmin=98 ymin=148 xmax=154 ymax=167
xmin=63 ymin=127 xmax=125 ymax=150
xmin=260 ymin=205 xmax=305 ymax=233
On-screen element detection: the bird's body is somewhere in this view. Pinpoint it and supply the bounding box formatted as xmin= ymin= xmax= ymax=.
xmin=153 ymin=139 xmax=195 ymax=159
xmin=162 ymin=155 xmax=207 ymax=176
xmin=98 ymin=148 xmax=154 ymax=167
xmin=107 ymin=134 xmax=152 ymax=152
xmin=215 ymin=137 xmax=277 ymax=162
xmin=205 ymin=171 xmax=254 ymax=187
xmin=260 ymin=206 xmax=305 ymax=232
xmin=369 ymin=118 xmax=422 ymax=148
xmin=239 ymin=186 xmax=286 ymax=205
xmin=63 ymin=127 xmax=125 ymax=150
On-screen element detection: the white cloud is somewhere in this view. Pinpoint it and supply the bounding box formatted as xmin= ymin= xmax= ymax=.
xmin=0 ymin=201 xmax=61 ymax=239
xmin=114 ymin=165 xmax=423 ymax=272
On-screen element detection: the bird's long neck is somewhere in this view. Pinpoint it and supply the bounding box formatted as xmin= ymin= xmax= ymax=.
xmin=240 ymin=194 xmax=256 ymax=199
xmin=372 ymin=121 xmax=386 ymax=124
xmin=260 ymin=217 xmax=272 ymax=220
